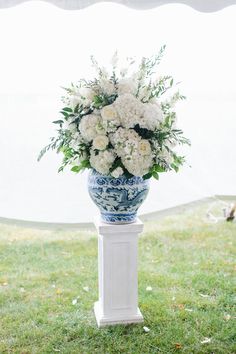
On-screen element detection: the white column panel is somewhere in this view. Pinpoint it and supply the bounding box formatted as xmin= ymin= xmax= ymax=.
xmin=94 ymin=218 xmax=144 ymax=327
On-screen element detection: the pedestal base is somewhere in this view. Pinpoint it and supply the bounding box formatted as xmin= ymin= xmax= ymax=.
xmin=94 ymin=218 xmax=144 ymax=328
xmin=94 ymin=301 xmax=144 ymax=327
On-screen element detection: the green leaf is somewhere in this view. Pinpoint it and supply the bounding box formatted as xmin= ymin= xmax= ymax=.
xmin=152 ymin=172 xmax=159 ymax=180
xmin=52 ymin=120 xmax=64 ymax=125
xmin=80 ymin=159 xmax=91 ymax=168
xmin=143 ymin=172 xmax=152 ymax=180
xmin=60 ymin=111 xmax=69 ymax=117
xmin=153 ymin=164 xmax=165 ymax=173
xmin=71 ymin=166 xmax=82 ymax=173
xmin=62 ymin=107 xmax=73 ymax=112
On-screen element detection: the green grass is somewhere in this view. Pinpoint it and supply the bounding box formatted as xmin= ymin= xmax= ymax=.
xmin=0 ymin=204 xmax=235 ymax=354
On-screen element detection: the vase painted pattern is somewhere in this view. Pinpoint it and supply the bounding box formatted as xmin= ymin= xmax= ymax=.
xmin=88 ymin=169 xmax=150 ymax=224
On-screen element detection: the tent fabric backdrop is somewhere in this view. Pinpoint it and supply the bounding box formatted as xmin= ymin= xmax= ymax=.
xmin=0 ymin=2 xmax=235 ymax=223
xmin=0 ymin=0 xmax=236 ymax=12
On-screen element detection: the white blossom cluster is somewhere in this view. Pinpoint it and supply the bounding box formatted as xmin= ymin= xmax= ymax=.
xmin=73 ymin=85 xmax=167 ymax=175
xmin=41 ymin=49 xmax=189 ymax=178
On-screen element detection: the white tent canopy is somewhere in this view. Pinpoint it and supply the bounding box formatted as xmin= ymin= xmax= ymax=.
xmin=0 ymin=0 xmax=236 ymax=11
xmin=0 ymin=1 xmax=235 ymax=223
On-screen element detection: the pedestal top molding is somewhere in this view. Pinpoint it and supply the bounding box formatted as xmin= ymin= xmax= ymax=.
xmin=0 ymin=0 xmax=236 ymax=12
xmin=94 ymin=217 xmax=144 ymax=235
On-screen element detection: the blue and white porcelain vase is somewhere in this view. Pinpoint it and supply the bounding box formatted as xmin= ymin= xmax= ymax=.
xmin=88 ymin=169 xmax=150 ymax=224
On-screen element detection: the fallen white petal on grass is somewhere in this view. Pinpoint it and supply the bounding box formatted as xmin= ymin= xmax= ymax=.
xmin=185 ymin=308 xmax=193 ymax=312
xmin=199 ymin=293 xmax=210 ymax=298
xmin=20 ymin=287 xmax=25 ymax=293
xmin=83 ymin=286 xmax=89 ymax=292
xmin=146 ymin=286 xmax=153 ymax=291
xmin=224 ymin=314 xmax=231 ymax=321
xmin=143 ymin=326 xmax=150 ymax=333
xmin=201 ymin=337 xmax=211 ymax=344
xmin=52 ymin=284 xmax=56 ymax=288
xmin=72 ymin=299 xmax=77 ymax=305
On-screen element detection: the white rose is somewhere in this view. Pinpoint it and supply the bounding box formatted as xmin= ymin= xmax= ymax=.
xmin=138 ymin=140 xmax=152 ymax=156
xmin=101 ymin=105 xmax=118 ymax=121
xmin=101 ymin=104 xmax=120 ymax=132
xmin=92 ymin=135 xmax=109 ymax=151
xmin=111 ymin=167 xmax=124 ymax=178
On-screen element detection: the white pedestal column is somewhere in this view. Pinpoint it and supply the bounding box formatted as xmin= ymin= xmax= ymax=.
xmin=94 ymin=218 xmax=144 ymax=327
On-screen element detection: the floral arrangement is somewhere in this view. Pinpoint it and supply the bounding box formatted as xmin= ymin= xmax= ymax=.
xmin=39 ymin=46 xmax=190 ymax=179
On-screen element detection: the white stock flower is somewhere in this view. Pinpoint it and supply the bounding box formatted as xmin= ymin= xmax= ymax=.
xmin=79 ymin=87 xmax=96 ymax=106
xmin=69 ymin=95 xmax=81 ymax=109
xmin=69 ymin=132 xmax=85 ymax=152
xmin=118 ymin=78 xmax=137 ymax=96
xmin=100 ymin=78 xmax=116 ymax=96
xmin=64 ymin=121 xmax=77 ymax=133
xmin=138 ymin=86 xmax=151 ymax=102
xmin=139 ymin=102 xmax=164 ymax=131
xmin=90 ymin=149 xmax=116 ymax=175
xmin=120 ymin=66 xmax=128 ymax=77
xmin=111 ymin=51 xmax=118 ymax=68
xmin=73 ymin=151 xmax=88 ymax=164
xmin=156 ymin=147 xmax=174 ymax=165
xmin=79 ymin=114 xmax=105 ymax=142
xmin=115 ymin=93 xmax=144 ymax=128
xmin=101 ymin=104 xmax=120 ymax=132
xmin=111 ymin=167 xmax=124 ymax=178
xmin=92 ymin=135 xmax=109 ymax=151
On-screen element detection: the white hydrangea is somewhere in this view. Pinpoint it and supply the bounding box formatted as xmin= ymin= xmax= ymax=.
xmin=156 ymin=147 xmax=174 ymax=166
xmin=69 ymin=132 xmax=85 ymax=151
xmin=79 ymin=114 xmax=105 ymax=142
xmin=92 ymin=135 xmax=109 ymax=151
xmin=90 ymin=149 xmax=116 ymax=175
xmin=122 ymin=154 xmax=153 ymax=176
xmin=110 ymin=127 xmax=153 ymax=176
xmin=139 ymin=102 xmax=164 ymax=131
xmin=118 ymin=78 xmax=137 ymax=96
xmin=101 ymin=104 xmax=120 ymax=132
xmin=115 ymin=93 xmax=144 ymax=128
xmin=111 ymin=167 xmax=124 ymax=178
xmin=109 ymin=127 xmax=141 ymax=157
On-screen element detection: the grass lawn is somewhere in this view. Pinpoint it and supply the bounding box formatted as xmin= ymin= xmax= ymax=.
xmin=0 ymin=203 xmax=235 ymax=353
